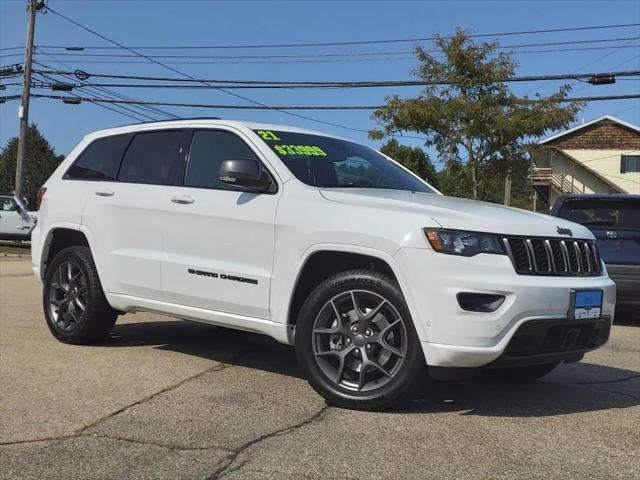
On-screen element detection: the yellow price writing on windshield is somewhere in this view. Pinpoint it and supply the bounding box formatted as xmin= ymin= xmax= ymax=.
xmin=274 ymin=144 xmax=327 ymax=156
xmin=256 ymin=130 xmax=281 ymax=141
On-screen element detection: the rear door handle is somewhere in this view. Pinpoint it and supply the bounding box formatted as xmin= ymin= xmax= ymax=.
xmin=171 ymin=194 xmax=195 ymax=205
xmin=95 ymin=189 xmax=115 ymax=197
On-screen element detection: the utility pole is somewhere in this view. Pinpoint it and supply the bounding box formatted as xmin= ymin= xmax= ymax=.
xmin=14 ymin=0 xmax=44 ymax=199
xmin=503 ymin=169 xmax=512 ymax=206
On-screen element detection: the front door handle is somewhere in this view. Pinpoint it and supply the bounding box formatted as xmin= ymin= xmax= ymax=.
xmin=95 ymin=189 xmax=115 ymax=197
xmin=171 ymin=194 xmax=195 ymax=205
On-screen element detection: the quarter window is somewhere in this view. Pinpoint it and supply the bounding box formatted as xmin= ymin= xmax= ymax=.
xmin=184 ymin=130 xmax=262 ymax=190
xmin=66 ymin=134 xmax=131 ymax=180
xmin=118 ymin=130 xmax=182 ymax=185
xmin=621 ymin=154 xmax=640 ymax=173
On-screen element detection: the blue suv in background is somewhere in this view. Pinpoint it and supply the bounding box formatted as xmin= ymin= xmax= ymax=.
xmin=552 ymin=194 xmax=640 ymax=321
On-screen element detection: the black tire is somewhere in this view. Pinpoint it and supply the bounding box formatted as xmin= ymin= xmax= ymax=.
xmin=43 ymin=246 xmax=117 ymax=344
xmin=295 ymin=269 xmax=424 ymax=411
xmin=483 ymin=362 xmax=560 ymax=383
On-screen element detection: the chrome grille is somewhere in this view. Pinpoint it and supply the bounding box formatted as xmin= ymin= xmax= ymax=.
xmin=503 ymin=237 xmax=602 ymax=276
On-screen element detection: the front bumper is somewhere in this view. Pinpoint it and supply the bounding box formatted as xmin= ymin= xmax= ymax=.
xmin=485 ymin=317 xmax=610 ymax=368
xmin=394 ymin=247 xmax=616 ymax=368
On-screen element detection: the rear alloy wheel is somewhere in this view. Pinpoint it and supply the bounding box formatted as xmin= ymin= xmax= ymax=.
xmin=43 ymin=246 xmax=117 ymax=344
xmin=296 ymin=270 xmax=423 ymax=410
xmin=48 ymin=260 xmax=88 ymax=332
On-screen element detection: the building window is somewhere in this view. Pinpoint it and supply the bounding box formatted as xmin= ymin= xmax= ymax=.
xmin=621 ymin=154 xmax=640 ymax=173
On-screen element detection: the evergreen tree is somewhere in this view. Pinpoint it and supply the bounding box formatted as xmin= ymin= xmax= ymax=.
xmin=0 ymin=124 xmax=63 ymax=208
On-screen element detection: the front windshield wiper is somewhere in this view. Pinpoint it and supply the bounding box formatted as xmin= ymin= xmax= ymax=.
xmin=322 ymin=184 xmax=366 ymax=188
xmin=579 ymin=219 xmax=616 ymax=226
xmin=321 ymin=184 xmax=423 ymax=192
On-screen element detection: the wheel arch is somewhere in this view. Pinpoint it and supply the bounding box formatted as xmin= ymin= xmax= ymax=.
xmin=40 ymin=224 xmax=92 ymax=279
xmin=285 ymin=245 xmax=424 ymax=342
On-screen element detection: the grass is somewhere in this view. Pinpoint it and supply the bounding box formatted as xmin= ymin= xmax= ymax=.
xmin=0 ymin=241 xmax=31 ymax=255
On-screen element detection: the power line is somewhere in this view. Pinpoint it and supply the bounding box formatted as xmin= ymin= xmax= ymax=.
xmin=33 ymin=70 xmax=150 ymax=122
xmin=33 ymin=50 xmax=178 ymax=120
xmin=1 ymin=36 xmax=631 ymax=60
xmin=34 ymin=64 xmax=157 ymax=122
xmin=524 ymin=38 xmax=640 ymax=96
xmin=30 ymin=69 xmax=640 ymax=87
xmin=27 ymin=22 xmax=640 ymax=50
xmin=31 ymin=77 xmax=640 ymax=92
xmin=23 ymin=44 xmax=640 ymax=65
xmin=43 ymin=5 xmax=405 ymax=137
xmin=27 ymin=93 xmax=640 ymax=110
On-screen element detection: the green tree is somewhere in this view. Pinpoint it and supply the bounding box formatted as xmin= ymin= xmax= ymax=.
xmin=380 ymin=138 xmax=438 ymax=187
xmin=0 ymin=124 xmax=63 ymax=208
xmin=370 ymin=29 xmax=582 ymax=204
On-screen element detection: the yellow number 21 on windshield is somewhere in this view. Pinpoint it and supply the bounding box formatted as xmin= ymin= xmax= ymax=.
xmin=257 ymin=130 xmax=281 ymax=141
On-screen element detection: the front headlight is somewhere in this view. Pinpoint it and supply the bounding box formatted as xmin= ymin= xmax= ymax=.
xmin=424 ymin=229 xmax=505 ymax=257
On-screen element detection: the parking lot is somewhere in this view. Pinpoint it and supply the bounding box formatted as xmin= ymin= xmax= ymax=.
xmin=0 ymin=257 xmax=638 ymax=479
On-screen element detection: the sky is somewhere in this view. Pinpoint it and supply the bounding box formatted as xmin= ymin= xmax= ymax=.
xmin=0 ymin=0 xmax=639 ymax=158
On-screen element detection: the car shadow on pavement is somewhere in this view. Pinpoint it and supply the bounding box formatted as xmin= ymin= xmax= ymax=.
xmin=103 ymin=319 xmax=304 ymax=378
xmin=102 ymin=319 xmax=640 ymax=418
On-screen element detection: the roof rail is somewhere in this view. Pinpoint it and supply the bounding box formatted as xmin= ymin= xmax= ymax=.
xmin=117 ymin=117 xmax=222 ymax=128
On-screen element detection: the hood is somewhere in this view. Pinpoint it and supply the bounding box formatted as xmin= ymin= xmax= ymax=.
xmin=319 ymin=189 xmax=593 ymax=239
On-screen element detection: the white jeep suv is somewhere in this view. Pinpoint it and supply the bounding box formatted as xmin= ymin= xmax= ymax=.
xmin=31 ymin=119 xmax=616 ymax=410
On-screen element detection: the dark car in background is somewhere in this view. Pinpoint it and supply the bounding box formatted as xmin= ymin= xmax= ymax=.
xmin=552 ymin=194 xmax=640 ymax=320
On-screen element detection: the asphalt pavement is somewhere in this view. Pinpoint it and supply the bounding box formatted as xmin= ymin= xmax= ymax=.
xmin=1 ymin=258 xmax=638 ymax=479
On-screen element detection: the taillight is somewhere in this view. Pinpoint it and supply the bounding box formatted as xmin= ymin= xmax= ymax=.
xmin=36 ymin=187 xmax=47 ymax=208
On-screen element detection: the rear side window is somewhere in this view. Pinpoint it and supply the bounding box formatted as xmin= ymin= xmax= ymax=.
xmin=118 ymin=130 xmax=182 ymax=185
xmin=184 ymin=130 xmax=260 ymax=190
xmin=66 ymin=134 xmax=131 ymax=180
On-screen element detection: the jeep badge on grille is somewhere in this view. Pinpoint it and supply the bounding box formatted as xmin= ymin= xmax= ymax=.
xmin=556 ymin=226 xmax=573 ymax=236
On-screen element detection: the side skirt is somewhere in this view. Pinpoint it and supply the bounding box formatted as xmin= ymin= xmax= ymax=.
xmin=105 ymin=293 xmax=293 ymax=345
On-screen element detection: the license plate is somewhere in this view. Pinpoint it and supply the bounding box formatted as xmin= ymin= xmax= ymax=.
xmin=571 ymin=290 xmax=603 ymax=320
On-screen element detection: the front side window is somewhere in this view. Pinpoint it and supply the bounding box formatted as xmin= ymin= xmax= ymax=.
xmin=185 ymin=130 xmax=262 ymax=190
xmin=118 ymin=130 xmax=182 ymax=185
xmin=557 ymin=198 xmax=640 ymax=230
xmin=621 ymin=154 xmax=640 ymax=173
xmin=1 ymin=197 xmax=17 ymax=211
xmin=66 ymin=134 xmax=131 ymax=180
xmin=253 ymin=129 xmax=435 ymax=193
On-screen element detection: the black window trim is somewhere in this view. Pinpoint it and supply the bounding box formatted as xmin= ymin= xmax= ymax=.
xmin=63 ymin=132 xmax=134 ymax=182
xmin=180 ymin=128 xmax=279 ymax=195
xmin=116 ymin=128 xmax=186 ymax=187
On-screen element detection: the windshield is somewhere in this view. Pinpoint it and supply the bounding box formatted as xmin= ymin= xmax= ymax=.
xmin=557 ymin=198 xmax=640 ymax=230
xmin=254 ymin=129 xmax=435 ymax=193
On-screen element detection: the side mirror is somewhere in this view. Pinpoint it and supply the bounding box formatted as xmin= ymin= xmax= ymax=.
xmin=12 ymin=192 xmax=31 ymax=221
xmin=219 ymin=159 xmax=274 ymax=192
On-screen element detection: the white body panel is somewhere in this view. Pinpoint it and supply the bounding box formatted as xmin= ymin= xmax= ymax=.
xmin=32 ymin=119 xmax=617 ymax=369
xmin=82 ymin=182 xmax=167 ymax=300
xmin=161 ymin=186 xmax=277 ymax=319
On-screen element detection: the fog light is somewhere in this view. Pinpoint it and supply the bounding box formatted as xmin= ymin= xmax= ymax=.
xmin=457 ymin=293 xmax=505 ymax=313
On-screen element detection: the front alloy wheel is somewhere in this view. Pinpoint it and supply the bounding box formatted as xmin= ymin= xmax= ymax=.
xmin=296 ymin=270 xmax=423 ymax=411
xmin=312 ymin=290 xmax=407 ymax=392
